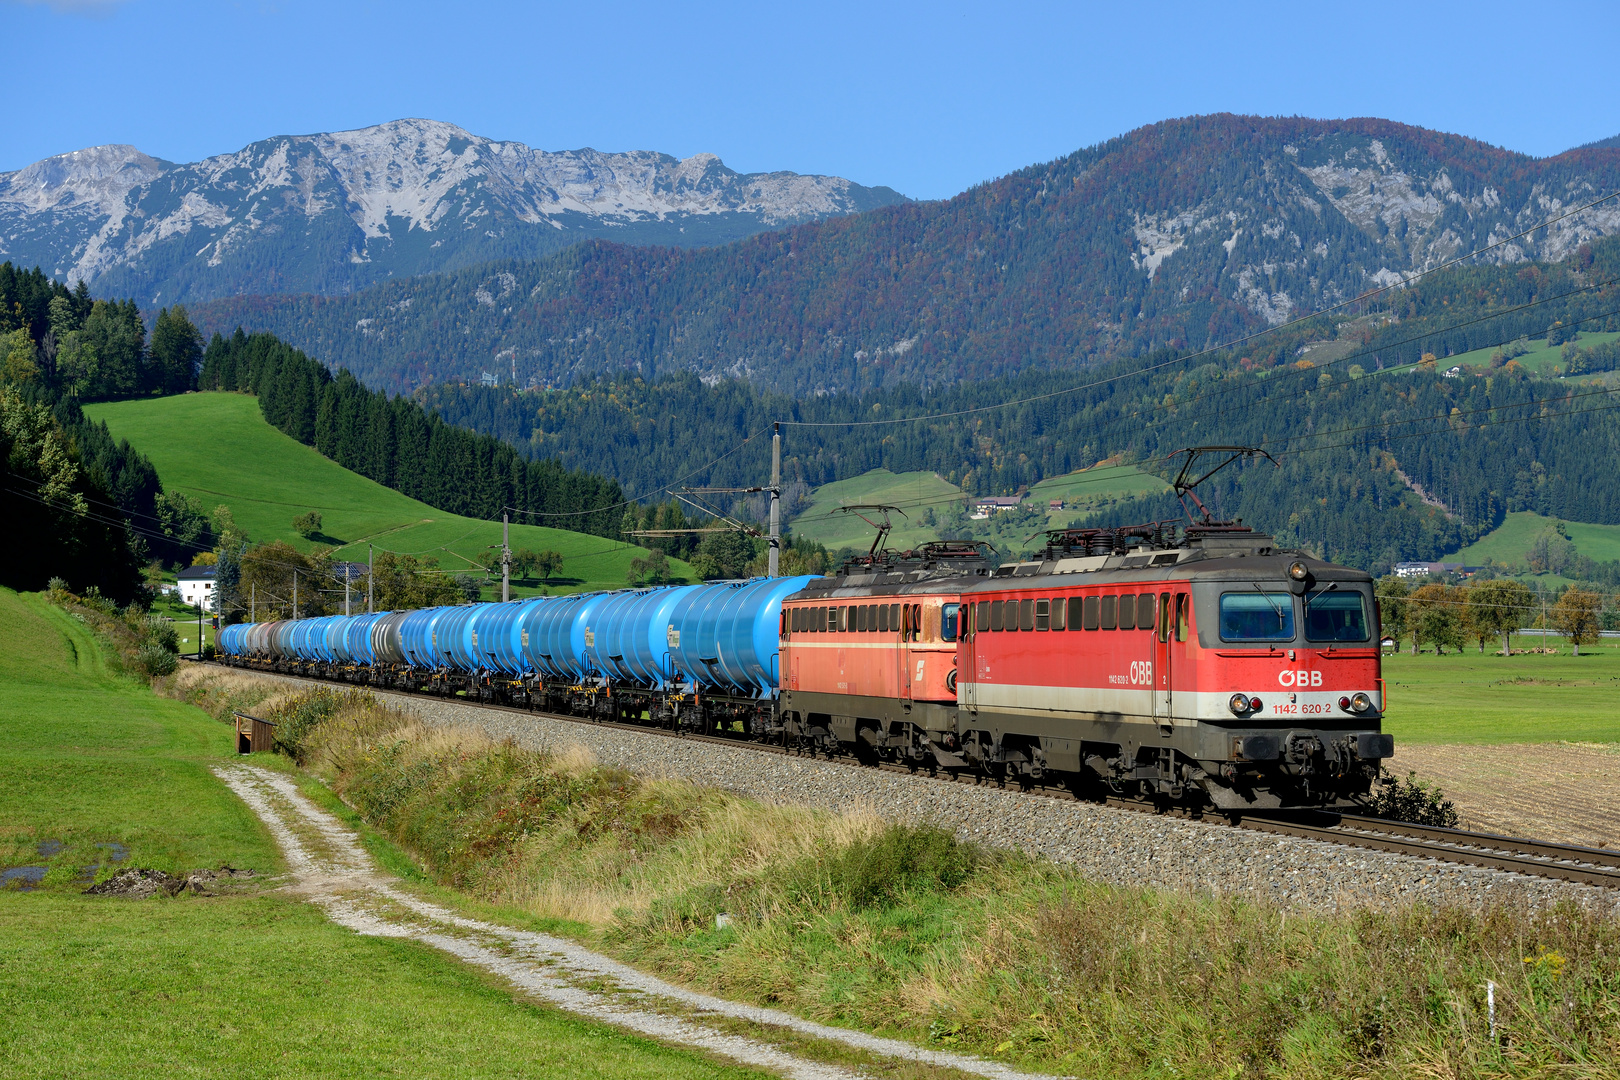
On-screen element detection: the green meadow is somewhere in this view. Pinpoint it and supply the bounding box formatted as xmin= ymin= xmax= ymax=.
xmin=84 ymin=392 xmax=690 ymax=594
xmin=0 ymin=587 xmax=763 ymax=1079
xmin=1380 ymin=640 xmax=1620 ymax=745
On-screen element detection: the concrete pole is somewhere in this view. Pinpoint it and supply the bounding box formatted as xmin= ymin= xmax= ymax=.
xmin=368 ymin=544 xmax=374 ymax=613
xmin=251 ymin=581 xmax=255 ymax=623
xmin=344 ymin=565 xmax=351 ymax=617
xmin=292 ymin=570 xmax=298 ymax=620
xmin=502 ymin=511 xmax=511 ymax=603
xmin=768 ymin=422 xmax=781 ymax=578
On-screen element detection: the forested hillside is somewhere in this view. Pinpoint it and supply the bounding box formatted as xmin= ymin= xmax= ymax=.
xmin=415 ymin=239 xmax=1620 ymax=573
xmin=196 ymin=331 xmax=625 ymax=538
xmin=191 ymin=114 xmax=1620 ymax=395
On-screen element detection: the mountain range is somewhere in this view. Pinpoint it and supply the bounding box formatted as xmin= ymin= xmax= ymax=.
xmin=0 ymin=118 xmax=906 ymax=305
xmin=185 ymin=115 xmax=1620 ymax=395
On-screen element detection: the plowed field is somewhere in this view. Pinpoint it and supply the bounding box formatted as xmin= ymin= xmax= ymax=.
xmin=1392 ymin=742 xmax=1620 ymax=849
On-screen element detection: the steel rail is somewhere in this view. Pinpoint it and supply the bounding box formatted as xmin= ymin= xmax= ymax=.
xmin=211 ymin=661 xmax=1620 ymax=891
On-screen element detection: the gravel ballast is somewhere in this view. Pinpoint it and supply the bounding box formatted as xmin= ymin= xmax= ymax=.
xmin=238 ymin=671 xmax=1619 ymax=915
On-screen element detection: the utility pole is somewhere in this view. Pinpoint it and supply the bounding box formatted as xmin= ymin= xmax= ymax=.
xmin=768 ymin=422 xmax=781 ymax=578
xmin=292 ymin=570 xmax=298 ymax=620
xmin=196 ymin=601 xmax=203 ymax=658
xmin=344 ymin=563 xmax=351 ymax=617
xmin=368 ymin=544 xmax=374 ymax=613
xmin=502 ymin=511 xmax=511 ymax=603
xmin=251 ymin=582 xmax=256 ymax=623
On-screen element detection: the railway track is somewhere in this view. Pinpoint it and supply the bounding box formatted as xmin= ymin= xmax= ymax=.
xmin=221 ymin=662 xmax=1620 ymax=893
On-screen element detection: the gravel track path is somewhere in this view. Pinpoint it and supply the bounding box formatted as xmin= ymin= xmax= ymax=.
xmin=237 ymin=671 xmax=1620 ymax=915
xmin=215 ymin=762 xmax=1059 ymax=1080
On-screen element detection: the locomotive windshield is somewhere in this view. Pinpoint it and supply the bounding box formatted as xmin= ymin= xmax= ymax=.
xmin=1304 ymin=590 xmax=1370 ymax=642
xmin=941 ymin=604 xmax=960 ymax=642
xmin=1219 ymin=592 xmax=1295 ymax=641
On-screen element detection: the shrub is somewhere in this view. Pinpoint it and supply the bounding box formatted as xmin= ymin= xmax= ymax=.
xmin=822 ymin=823 xmax=979 ymax=909
xmin=135 ymin=642 xmax=179 ymax=677
xmin=1366 ymin=770 xmax=1460 ymax=828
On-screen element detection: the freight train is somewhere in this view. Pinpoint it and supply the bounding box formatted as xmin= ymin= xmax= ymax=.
xmin=218 ymin=518 xmax=1393 ymax=813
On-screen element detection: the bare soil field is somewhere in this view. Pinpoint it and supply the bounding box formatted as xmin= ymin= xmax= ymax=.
xmin=1394 ymin=742 xmax=1620 ymax=848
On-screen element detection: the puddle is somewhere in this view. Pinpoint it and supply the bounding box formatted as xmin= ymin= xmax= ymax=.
xmin=37 ymin=840 xmax=65 ymax=858
xmin=1 ymin=866 xmax=47 ymax=890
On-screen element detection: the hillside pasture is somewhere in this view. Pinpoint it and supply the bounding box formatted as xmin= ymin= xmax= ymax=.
xmin=84 ymin=393 xmax=689 ymax=595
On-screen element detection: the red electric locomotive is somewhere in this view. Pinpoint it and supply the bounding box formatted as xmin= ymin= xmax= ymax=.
xmin=779 ymin=516 xmax=1391 ymax=813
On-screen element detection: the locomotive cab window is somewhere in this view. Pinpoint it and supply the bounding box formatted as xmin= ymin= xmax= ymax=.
xmin=1305 ymin=590 xmax=1370 ymax=642
xmin=1219 ymin=592 xmax=1296 ymax=641
xmin=941 ymin=603 xmax=961 ymax=642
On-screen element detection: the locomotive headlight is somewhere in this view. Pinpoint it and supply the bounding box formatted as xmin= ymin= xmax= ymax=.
xmin=1287 ymin=560 xmax=1310 ymax=582
xmin=1349 ymin=692 xmax=1373 ymax=714
xmin=1229 ymin=693 xmax=1251 ymax=716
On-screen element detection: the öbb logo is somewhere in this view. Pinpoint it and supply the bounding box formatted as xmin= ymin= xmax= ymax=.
xmin=1278 ymin=669 xmax=1322 ymax=688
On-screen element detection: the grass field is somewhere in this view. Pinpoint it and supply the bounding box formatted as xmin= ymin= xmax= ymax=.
xmin=84 ymin=393 xmax=690 ymax=595
xmin=1442 ymin=330 xmax=1620 ymax=375
xmin=790 ymin=464 xmax=1171 ymax=554
xmin=0 ymin=587 xmax=764 ymax=1078
xmin=789 ymin=468 xmax=966 ymax=549
xmin=1381 ymin=640 xmax=1620 ymax=745
xmin=1451 ymin=509 xmax=1620 ymax=568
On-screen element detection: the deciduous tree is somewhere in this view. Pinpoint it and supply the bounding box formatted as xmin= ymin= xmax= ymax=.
xmin=1552 ymin=588 xmax=1603 ymax=655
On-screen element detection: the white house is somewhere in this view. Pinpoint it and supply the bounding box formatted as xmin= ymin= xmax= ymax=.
xmin=177 ymin=565 xmax=217 ymax=611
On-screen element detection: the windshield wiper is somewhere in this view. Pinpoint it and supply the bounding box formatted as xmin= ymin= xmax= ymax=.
xmin=1252 ymin=582 xmax=1287 ymax=630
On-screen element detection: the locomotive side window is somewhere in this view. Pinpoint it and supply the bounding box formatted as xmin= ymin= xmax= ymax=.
xmin=1139 ymin=594 xmax=1156 ymax=633
xmin=990 ymin=600 xmax=1005 ymax=631
xmin=1067 ymin=596 xmax=1082 ymax=630
xmin=1019 ymin=599 xmax=1034 ymax=631
xmin=819 ymin=606 xmax=828 ymax=632
xmin=1100 ymin=595 xmax=1117 ymax=630
xmin=1158 ymin=594 xmax=1171 ymax=642
xmin=941 ymin=603 xmax=960 ymax=642
xmin=891 ymin=604 xmax=901 ymax=633
xmin=1051 ymin=597 xmax=1066 ymax=630
xmin=1118 ymin=594 xmax=1135 ymax=630
xmin=977 ymin=601 xmax=990 ymax=634
xmin=1218 ymin=592 xmax=1293 ymax=641
xmin=878 ymin=605 xmax=888 ymax=633
xmin=1305 ymin=591 xmax=1370 ymax=642
xmin=1082 ymin=595 xmax=1100 ymax=630
xmin=1035 ymin=599 xmax=1050 ymax=630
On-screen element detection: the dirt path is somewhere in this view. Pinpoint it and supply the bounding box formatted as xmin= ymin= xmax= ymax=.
xmin=213 ymin=763 xmax=1060 ymax=1080
xmin=1394 ymin=743 xmax=1620 ymax=848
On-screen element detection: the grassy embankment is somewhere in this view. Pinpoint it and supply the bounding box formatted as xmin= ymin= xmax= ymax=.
xmin=177 ymin=671 xmax=1620 ymax=1080
xmin=85 ymin=392 xmax=691 ymax=597
xmin=0 ymin=587 xmax=768 ymax=1079
xmin=791 ymin=464 xmax=1169 ymax=553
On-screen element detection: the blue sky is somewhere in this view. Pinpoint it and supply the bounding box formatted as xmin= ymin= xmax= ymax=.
xmin=3 ymin=0 xmax=1617 ymax=199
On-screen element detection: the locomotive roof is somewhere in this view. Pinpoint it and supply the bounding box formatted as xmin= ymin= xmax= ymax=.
xmin=790 ymin=532 xmax=1371 ymax=601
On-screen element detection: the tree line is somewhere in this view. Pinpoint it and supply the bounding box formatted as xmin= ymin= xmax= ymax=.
xmin=1375 ymin=576 xmax=1609 ymax=656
